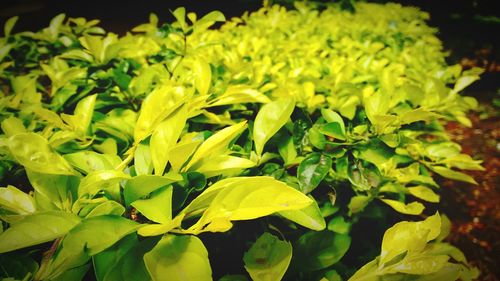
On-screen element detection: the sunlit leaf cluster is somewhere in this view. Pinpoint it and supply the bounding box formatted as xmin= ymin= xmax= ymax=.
xmin=0 ymin=2 xmax=481 ymax=280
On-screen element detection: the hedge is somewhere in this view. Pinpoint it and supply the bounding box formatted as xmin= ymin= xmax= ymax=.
xmin=0 ymin=2 xmax=481 ymax=281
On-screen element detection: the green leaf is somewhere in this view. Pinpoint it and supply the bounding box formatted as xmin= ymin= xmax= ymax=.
xmin=144 ymin=234 xmax=212 ymax=281
xmin=64 ymin=151 xmax=122 ymax=174
xmin=7 ymin=133 xmax=75 ymax=175
xmin=134 ymin=83 xmax=186 ymax=143
xmin=0 ymin=211 xmax=81 ymax=253
xmin=150 ymin=105 xmax=188 ymax=175
xmin=131 ymin=186 xmax=172 ymax=224
xmin=321 ymin=109 xmax=346 ymax=134
xmin=192 ymin=58 xmax=212 ymax=96
xmin=61 ymin=94 xmax=97 ymax=136
xmin=123 ymin=174 xmax=182 ymax=205
xmin=294 ymin=231 xmax=351 ymax=271
xmin=253 ymin=99 xmax=295 ymax=157
xmin=407 ymin=185 xmax=440 ymax=203
xmin=277 ymin=134 xmax=297 ymax=165
xmin=171 ymin=7 xmax=187 ymax=32
xmin=243 ymin=232 xmax=292 ymax=281
xmin=184 ymin=121 xmax=247 ymax=171
xmin=184 ymin=176 xmax=313 ymax=234
xmin=208 ymin=85 xmax=270 ymax=107
xmin=380 ymin=199 xmax=425 ymax=215
xmin=430 ymin=166 xmax=477 ymax=185
xmin=1 ymin=116 xmax=26 ymax=137
xmin=327 ymin=216 xmax=351 ymax=234
xmin=78 ymin=170 xmax=131 ymax=200
xmin=317 ymin=122 xmax=346 ymax=141
xmin=389 ymin=255 xmax=449 ymax=275
xmin=26 ymin=170 xmax=78 ymax=211
xmin=348 ymin=195 xmax=372 ymax=214
xmin=94 ymin=234 xmax=155 ymax=281
xmin=297 ymin=153 xmax=332 ymax=194
xmin=60 ymin=215 xmax=139 ymax=255
xmin=380 ymin=212 xmax=441 ymax=265
xmin=193 ymin=155 xmax=255 ymax=178
xmin=46 ymin=216 xmax=139 ymax=279
xmin=134 ymin=143 xmax=154 ymax=176
xmin=4 ymin=16 xmax=19 ymax=36
xmin=0 ymin=185 xmax=35 ymax=215
xmin=85 ymin=200 xmax=125 ymax=218
xmin=168 ymin=137 xmax=202 ymax=173
xmin=278 ymin=197 xmax=326 ymax=231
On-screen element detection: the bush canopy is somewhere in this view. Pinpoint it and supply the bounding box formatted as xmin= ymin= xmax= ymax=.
xmin=0 ymin=2 xmax=481 ymax=281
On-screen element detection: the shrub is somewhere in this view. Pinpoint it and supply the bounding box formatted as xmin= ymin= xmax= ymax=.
xmin=0 ymin=2 xmax=481 ymax=280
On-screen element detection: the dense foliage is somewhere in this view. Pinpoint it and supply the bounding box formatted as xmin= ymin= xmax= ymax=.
xmin=0 ymin=2 xmax=483 ymax=280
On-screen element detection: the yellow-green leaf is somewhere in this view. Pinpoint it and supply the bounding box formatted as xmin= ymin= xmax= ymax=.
xmin=144 ymin=234 xmax=212 ymax=281
xmin=150 ymin=105 xmax=188 ymax=175
xmin=253 ymin=99 xmax=295 ymax=157
xmin=183 ymin=121 xmax=247 ymax=171
xmin=380 ymin=199 xmax=424 ymax=215
xmin=186 ymin=176 xmax=313 ymax=234
xmin=407 ymin=186 xmax=440 ymax=203
xmin=7 ymin=133 xmax=75 ymax=175
xmin=243 ymin=232 xmax=292 ymax=281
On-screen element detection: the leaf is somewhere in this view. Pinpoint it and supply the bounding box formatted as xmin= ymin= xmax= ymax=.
xmin=407 ymin=186 xmax=440 ymax=203
xmin=380 ymin=212 xmax=441 ymax=265
xmin=78 ymin=170 xmax=131 ymax=199
xmin=380 ymin=199 xmax=425 ymax=215
xmin=93 ymin=234 xmax=137 ymax=281
xmin=277 ymin=134 xmax=297 ymax=165
xmin=134 ymin=83 xmax=186 ymax=143
xmin=7 ymin=133 xmax=75 ymax=175
xmin=46 ymin=216 xmax=140 ymax=279
xmin=64 ymin=151 xmax=121 ymax=174
xmin=150 ymin=105 xmax=188 ymax=175
xmin=143 ymin=234 xmax=212 ymax=281
xmin=61 ymin=94 xmax=97 ymax=136
xmin=294 ymin=231 xmax=351 ymax=271
xmin=169 ymin=138 xmax=202 ymax=172
xmin=0 ymin=185 xmax=35 ymax=215
xmin=430 ymin=166 xmax=477 ymax=185
xmin=184 ymin=121 xmax=247 ymax=171
xmin=85 ymin=200 xmax=125 ymax=218
xmin=1 ymin=116 xmax=26 ymax=137
xmin=61 ymin=215 xmax=139 ymax=255
xmin=171 ymin=7 xmax=187 ymax=32
xmin=0 ymin=211 xmax=81 ymax=253
xmin=391 ymin=255 xmax=449 ymax=275
xmin=4 ymin=16 xmax=19 ymax=36
xmin=185 ymin=176 xmax=313 ymax=234
xmin=208 ymin=85 xmax=271 ymax=107
xmin=317 ymin=122 xmax=346 ymax=141
xmin=123 ymin=174 xmax=182 ymax=205
xmin=453 ymin=75 xmax=480 ymax=94
xmin=192 ymin=58 xmax=212 ymax=96
xmin=26 ymin=170 xmax=78 ymax=211
xmin=278 ymin=197 xmax=326 ymax=231
xmin=348 ymin=195 xmax=372 ymax=214
xmin=131 ymin=186 xmax=172 ymax=224
xmin=243 ymin=232 xmax=292 ymax=281
xmin=94 ymin=234 xmax=156 ymax=281
xmin=297 ymin=153 xmax=332 ymax=194
xmin=193 ymin=155 xmax=256 ymax=178
xmin=134 ymin=143 xmax=153 ymax=176
xmin=327 ymin=216 xmax=351 ymax=234
xmin=253 ymin=99 xmax=295 ymax=157
xmin=321 ymin=109 xmax=346 ymax=134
